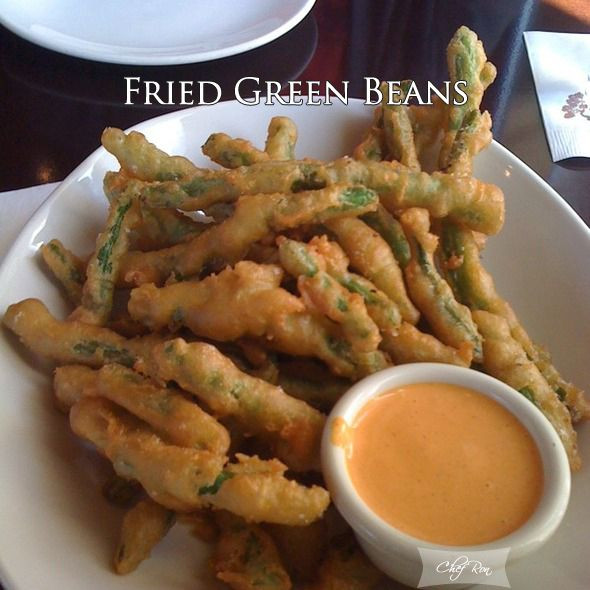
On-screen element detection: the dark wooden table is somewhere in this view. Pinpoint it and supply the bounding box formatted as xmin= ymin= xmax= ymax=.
xmin=1 ymin=0 xmax=589 ymax=225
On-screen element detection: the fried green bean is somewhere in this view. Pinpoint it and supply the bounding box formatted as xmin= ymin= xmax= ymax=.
xmin=133 ymin=153 xmax=504 ymax=235
xmin=114 ymin=499 xmax=176 ymax=574
xmin=445 ymin=109 xmax=492 ymax=175
xmin=211 ymin=513 xmax=291 ymax=590
xmin=70 ymin=189 xmax=135 ymax=325
xmin=202 ymin=132 xmax=270 ymax=168
xmin=352 ymin=106 xmax=385 ymax=162
xmin=277 ymin=235 xmax=402 ymax=337
xmin=297 ymin=272 xmax=381 ymax=353
xmin=104 ymin=170 xmax=208 ymax=249
xmin=146 ymin=338 xmax=325 ymax=472
xmin=439 ymin=26 xmax=496 ymax=169
xmin=326 ymin=217 xmax=419 ymax=324
xmin=305 ymin=533 xmax=384 ymax=590
xmin=101 ymin=127 xmax=199 ymax=181
xmin=380 ymin=322 xmax=472 ymax=366
xmin=202 ymin=454 xmax=330 ymax=526
xmin=408 ymin=96 xmax=446 ymax=161
xmin=472 ymin=310 xmax=580 ymax=471
xmin=54 ymin=364 xmax=231 ymax=454
xmin=400 ymin=208 xmax=482 ymax=361
xmin=361 ymin=204 xmax=411 ymax=268
xmin=3 ymin=298 xmax=161 ymax=368
xmin=40 ymin=239 xmax=85 ymax=305
xmin=119 ymin=184 xmax=378 ymax=286
xmin=439 ymin=220 xmax=589 ymax=420
xmin=265 ymin=116 xmax=298 ymax=160
xmin=381 ymin=81 xmax=420 ymax=170
xmin=70 ymin=397 xmax=226 ymax=511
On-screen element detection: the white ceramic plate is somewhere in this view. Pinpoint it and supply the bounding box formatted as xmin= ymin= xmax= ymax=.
xmin=0 ymin=0 xmax=316 ymax=65
xmin=0 ymin=101 xmax=588 ymax=590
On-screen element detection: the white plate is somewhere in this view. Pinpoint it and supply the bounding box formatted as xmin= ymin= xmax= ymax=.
xmin=0 ymin=100 xmax=588 ymax=590
xmin=0 ymin=0 xmax=316 ymax=65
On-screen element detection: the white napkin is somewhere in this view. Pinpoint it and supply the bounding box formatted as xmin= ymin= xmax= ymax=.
xmin=524 ymin=31 xmax=590 ymax=161
xmin=0 ymin=182 xmax=59 ymax=264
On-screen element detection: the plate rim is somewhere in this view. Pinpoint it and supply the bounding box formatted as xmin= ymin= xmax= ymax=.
xmin=0 ymin=0 xmax=317 ymax=65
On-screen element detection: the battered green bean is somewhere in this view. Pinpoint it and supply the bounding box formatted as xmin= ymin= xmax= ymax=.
xmin=70 ymin=189 xmax=135 ymax=325
xmin=277 ymin=235 xmax=402 ymax=336
xmin=202 ymin=132 xmax=270 ymax=168
xmin=326 ymin=217 xmax=419 ymax=324
xmin=202 ymin=454 xmax=330 ymax=526
xmin=473 ymin=310 xmax=580 ymax=470
xmin=54 ymin=364 xmax=231 ymax=454
xmin=265 ymin=116 xmax=298 ymax=160
xmin=353 ymin=106 xmax=385 ymax=162
xmin=102 ymin=127 xmax=199 ymax=181
xmin=445 ymin=109 xmax=492 ymax=175
xmin=298 ymin=272 xmax=381 ymax=353
xmin=400 ymin=208 xmax=482 ymax=361
xmin=211 ymin=513 xmax=291 ymax=590
xmin=362 ymin=204 xmax=411 ymax=268
xmin=128 ymin=261 xmax=379 ymax=378
xmin=3 ymin=298 xmax=162 ymax=368
xmin=381 ymin=81 xmax=420 ymax=170
xmin=439 ymin=26 xmax=496 ymax=169
xmin=133 ymin=153 xmax=504 ymax=234
xmin=114 ymin=499 xmax=176 ymax=574
xmin=70 ymin=396 xmax=226 ymax=511
xmin=119 ymin=184 xmax=378 ymax=286
xmin=439 ymin=220 xmax=589 ymax=420
xmin=146 ymin=338 xmax=325 ymax=472
xmin=40 ymin=239 xmax=85 ymax=305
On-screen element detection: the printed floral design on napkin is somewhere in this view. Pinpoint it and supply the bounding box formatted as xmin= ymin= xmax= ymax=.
xmin=562 ymin=81 xmax=590 ymax=121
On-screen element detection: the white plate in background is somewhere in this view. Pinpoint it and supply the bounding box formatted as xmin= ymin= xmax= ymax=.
xmin=0 ymin=100 xmax=588 ymax=590
xmin=0 ymin=0 xmax=316 ymax=65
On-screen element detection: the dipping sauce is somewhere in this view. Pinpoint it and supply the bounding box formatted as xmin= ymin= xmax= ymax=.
xmin=346 ymin=382 xmax=544 ymax=546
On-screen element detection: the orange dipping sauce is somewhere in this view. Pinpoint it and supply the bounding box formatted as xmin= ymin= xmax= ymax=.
xmin=346 ymin=383 xmax=544 ymax=546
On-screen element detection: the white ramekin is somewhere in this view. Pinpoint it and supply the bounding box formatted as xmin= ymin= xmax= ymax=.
xmin=321 ymin=363 xmax=571 ymax=588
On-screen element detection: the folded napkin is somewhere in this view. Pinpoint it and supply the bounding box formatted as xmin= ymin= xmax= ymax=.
xmin=0 ymin=183 xmax=59 ymax=263
xmin=524 ymin=31 xmax=590 ymax=161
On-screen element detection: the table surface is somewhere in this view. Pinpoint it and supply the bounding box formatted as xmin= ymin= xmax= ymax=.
xmin=1 ymin=0 xmax=589 ymax=226
xmin=0 ymin=2 xmax=589 ymax=589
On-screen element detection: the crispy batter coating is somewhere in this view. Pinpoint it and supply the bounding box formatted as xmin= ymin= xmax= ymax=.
xmin=119 ymin=184 xmax=378 ymax=286
xmin=3 ymin=298 xmax=163 ymax=368
xmin=439 ymin=220 xmax=590 ymax=421
xmin=265 ymin=117 xmax=298 ymax=161
xmin=114 ymin=499 xmax=175 ymax=574
xmin=102 ymin=127 xmax=199 ymax=181
xmin=132 ymin=153 xmax=504 ymax=235
xmin=211 ymin=513 xmax=291 ymax=590
xmin=326 ymin=217 xmax=419 ymax=324
xmin=129 ymin=262 xmax=385 ymax=378
xmin=473 ymin=310 xmax=581 ymax=470
xmin=70 ymin=188 xmax=136 ymax=325
xmin=400 ymin=208 xmax=482 ymax=361
xmin=304 ymin=534 xmax=383 ymax=590
xmin=54 ymin=364 xmax=230 ymax=454
xmin=203 ymin=132 xmax=270 ymax=168
xmin=204 ymin=455 xmax=330 ymax=526
xmin=40 ymin=239 xmax=85 ymax=305
xmin=70 ymin=397 xmax=226 ymax=511
xmin=146 ymin=338 xmax=325 ymax=472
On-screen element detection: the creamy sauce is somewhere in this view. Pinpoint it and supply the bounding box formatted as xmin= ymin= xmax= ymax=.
xmin=347 ymin=383 xmax=544 ymax=545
